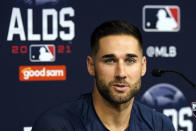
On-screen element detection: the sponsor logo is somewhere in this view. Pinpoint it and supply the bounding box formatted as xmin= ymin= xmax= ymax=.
xmin=29 ymin=44 xmax=55 ymax=62
xmin=146 ymin=45 xmax=177 ymax=58
xmin=143 ymin=5 xmax=180 ymax=32
xmin=19 ymin=65 xmax=66 ymax=81
xmin=191 ymin=101 xmax=196 ymax=118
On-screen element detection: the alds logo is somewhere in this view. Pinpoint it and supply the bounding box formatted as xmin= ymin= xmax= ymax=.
xmin=19 ymin=65 xmax=66 ymax=81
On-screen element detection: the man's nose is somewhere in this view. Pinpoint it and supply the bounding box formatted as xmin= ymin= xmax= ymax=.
xmin=115 ymin=61 xmax=127 ymax=80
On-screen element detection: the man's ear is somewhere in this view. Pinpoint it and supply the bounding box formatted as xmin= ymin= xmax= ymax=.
xmin=141 ymin=56 xmax=147 ymax=77
xmin=86 ymin=56 xmax=95 ymax=76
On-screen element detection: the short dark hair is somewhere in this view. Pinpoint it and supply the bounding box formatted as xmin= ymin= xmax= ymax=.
xmin=90 ymin=20 xmax=143 ymax=57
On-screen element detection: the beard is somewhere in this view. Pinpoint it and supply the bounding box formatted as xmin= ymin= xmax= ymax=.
xmin=95 ymin=72 xmax=141 ymax=105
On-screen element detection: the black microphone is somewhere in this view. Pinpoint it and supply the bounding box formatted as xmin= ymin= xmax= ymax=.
xmin=151 ymin=69 xmax=165 ymax=77
xmin=152 ymin=68 xmax=196 ymax=89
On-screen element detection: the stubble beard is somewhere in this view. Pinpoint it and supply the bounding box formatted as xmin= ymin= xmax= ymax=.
xmin=95 ymin=73 xmax=141 ymax=105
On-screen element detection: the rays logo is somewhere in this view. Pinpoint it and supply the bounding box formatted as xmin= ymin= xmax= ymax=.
xmin=143 ymin=5 xmax=180 ymax=32
xmin=29 ymin=44 xmax=55 ymax=62
xmin=191 ymin=101 xmax=196 ymax=118
xmin=141 ymin=83 xmax=186 ymax=108
xmin=141 ymin=83 xmax=194 ymax=131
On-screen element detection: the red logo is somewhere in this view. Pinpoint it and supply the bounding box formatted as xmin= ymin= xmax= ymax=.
xmin=19 ymin=65 xmax=66 ymax=81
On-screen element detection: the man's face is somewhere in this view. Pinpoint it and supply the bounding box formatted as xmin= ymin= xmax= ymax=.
xmin=87 ymin=34 xmax=146 ymax=104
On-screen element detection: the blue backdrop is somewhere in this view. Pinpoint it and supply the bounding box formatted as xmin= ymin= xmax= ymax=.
xmin=0 ymin=0 xmax=195 ymax=131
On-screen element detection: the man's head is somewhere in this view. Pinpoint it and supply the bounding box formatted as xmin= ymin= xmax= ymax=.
xmin=87 ymin=20 xmax=146 ymax=105
xmin=90 ymin=20 xmax=143 ymax=58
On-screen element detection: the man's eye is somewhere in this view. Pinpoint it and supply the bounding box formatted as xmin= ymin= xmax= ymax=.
xmin=126 ymin=59 xmax=136 ymax=64
xmin=104 ymin=59 xmax=115 ymax=64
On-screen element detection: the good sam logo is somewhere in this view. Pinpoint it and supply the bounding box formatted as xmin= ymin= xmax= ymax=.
xmin=19 ymin=65 xmax=66 ymax=81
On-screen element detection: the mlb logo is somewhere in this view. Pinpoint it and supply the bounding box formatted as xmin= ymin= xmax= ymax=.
xmin=143 ymin=5 xmax=180 ymax=32
xmin=191 ymin=101 xmax=196 ymax=118
xmin=29 ymin=44 xmax=55 ymax=62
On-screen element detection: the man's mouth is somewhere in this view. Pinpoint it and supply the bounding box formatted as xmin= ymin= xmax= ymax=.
xmin=112 ymin=83 xmax=129 ymax=92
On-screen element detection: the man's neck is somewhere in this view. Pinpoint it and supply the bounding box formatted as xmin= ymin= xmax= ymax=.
xmin=92 ymin=87 xmax=134 ymax=131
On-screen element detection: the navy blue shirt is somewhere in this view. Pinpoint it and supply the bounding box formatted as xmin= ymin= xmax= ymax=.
xmin=32 ymin=93 xmax=175 ymax=131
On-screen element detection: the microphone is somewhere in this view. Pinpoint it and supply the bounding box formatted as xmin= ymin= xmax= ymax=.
xmin=152 ymin=68 xmax=196 ymax=89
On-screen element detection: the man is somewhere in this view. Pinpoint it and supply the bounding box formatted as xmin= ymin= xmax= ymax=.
xmin=32 ymin=20 xmax=175 ymax=131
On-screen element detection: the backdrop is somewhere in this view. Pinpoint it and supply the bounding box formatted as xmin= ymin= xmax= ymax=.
xmin=0 ymin=0 xmax=196 ymax=131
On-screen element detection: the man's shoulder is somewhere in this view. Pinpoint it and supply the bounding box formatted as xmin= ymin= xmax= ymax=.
xmin=32 ymin=93 xmax=92 ymax=131
xmin=48 ymin=93 xmax=91 ymax=114
xmin=133 ymin=100 xmax=175 ymax=131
